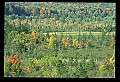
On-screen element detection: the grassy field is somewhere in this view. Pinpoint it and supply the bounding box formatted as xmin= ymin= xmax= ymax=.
xmin=43 ymin=32 xmax=115 ymax=35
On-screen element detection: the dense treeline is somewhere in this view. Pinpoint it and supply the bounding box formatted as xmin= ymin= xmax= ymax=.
xmin=5 ymin=2 xmax=116 ymax=18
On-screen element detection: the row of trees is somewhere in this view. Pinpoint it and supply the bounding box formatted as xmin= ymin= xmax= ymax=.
xmin=4 ymin=16 xmax=115 ymax=33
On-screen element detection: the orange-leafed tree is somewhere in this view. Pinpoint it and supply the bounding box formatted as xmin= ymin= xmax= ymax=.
xmin=109 ymin=37 xmax=115 ymax=49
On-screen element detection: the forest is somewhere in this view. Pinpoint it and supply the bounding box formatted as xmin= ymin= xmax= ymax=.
xmin=4 ymin=2 xmax=115 ymax=78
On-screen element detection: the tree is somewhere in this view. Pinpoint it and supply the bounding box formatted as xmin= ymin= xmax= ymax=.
xmin=9 ymin=6 xmax=14 ymax=14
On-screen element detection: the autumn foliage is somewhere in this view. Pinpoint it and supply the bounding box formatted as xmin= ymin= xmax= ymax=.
xmin=109 ymin=37 xmax=115 ymax=49
xmin=7 ymin=55 xmax=20 ymax=66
